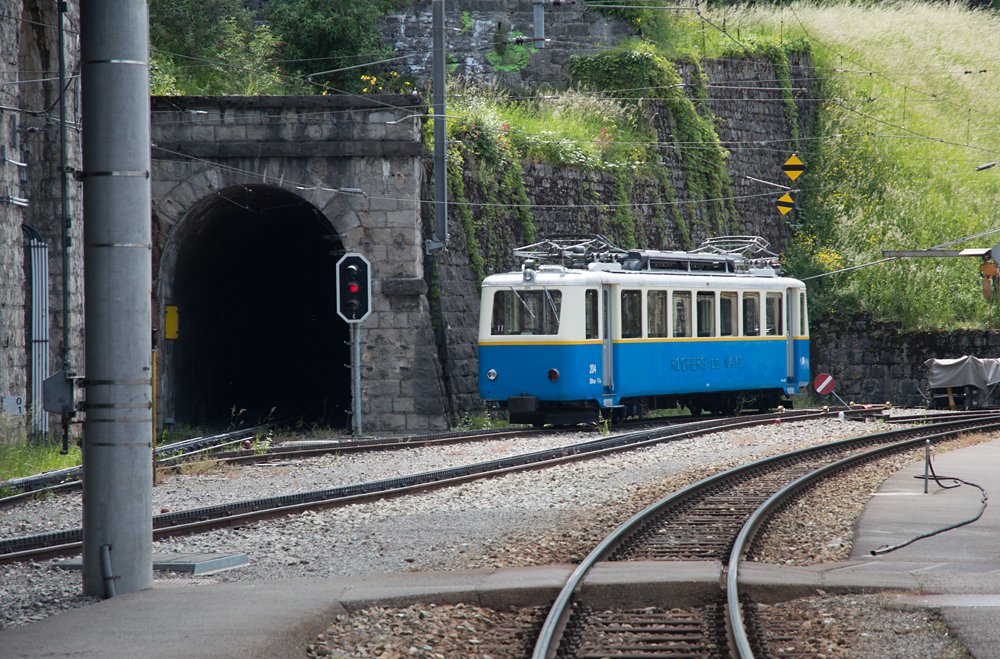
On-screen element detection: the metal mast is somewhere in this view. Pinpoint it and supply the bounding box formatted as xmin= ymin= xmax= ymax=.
xmin=80 ymin=0 xmax=154 ymax=597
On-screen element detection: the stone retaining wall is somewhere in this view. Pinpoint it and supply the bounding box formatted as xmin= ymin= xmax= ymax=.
xmin=811 ymin=315 xmax=1000 ymax=408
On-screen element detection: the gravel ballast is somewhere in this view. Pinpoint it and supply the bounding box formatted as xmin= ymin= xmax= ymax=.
xmin=0 ymin=411 xmax=987 ymax=657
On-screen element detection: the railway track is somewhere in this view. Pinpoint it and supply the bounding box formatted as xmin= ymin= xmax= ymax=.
xmin=530 ymin=412 xmax=1000 ymax=658
xmin=0 ymin=424 xmax=549 ymax=508
xmin=0 ymin=408 xmax=870 ymax=564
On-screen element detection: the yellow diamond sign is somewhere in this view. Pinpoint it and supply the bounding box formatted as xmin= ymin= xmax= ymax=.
xmin=776 ymin=193 xmax=794 ymax=216
xmin=783 ymin=154 xmax=804 ymax=181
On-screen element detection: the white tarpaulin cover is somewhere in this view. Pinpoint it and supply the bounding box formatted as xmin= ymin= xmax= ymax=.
xmin=925 ymin=356 xmax=1000 ymax=390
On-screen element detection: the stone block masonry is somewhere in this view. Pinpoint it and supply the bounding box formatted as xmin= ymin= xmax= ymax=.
xmin=151 ymin=95 xmax=448 ymax=433
xmin=812 ymin=314 xmax=1000 ymax=408
xmin=1 ymin=2 xmax=27 ymax=416
xmin=1 ymin=0 xmax=83 ymax=437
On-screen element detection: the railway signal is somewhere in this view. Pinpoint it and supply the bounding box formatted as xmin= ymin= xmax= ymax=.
xmin=336 ymin=253 xmax=371 ymax=323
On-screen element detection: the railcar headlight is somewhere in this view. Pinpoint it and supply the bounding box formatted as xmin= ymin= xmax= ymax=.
xmin=548 ymin=368 xmax=560 ymax=381
xmin=486 ymin=369 xmax=498 ymax=381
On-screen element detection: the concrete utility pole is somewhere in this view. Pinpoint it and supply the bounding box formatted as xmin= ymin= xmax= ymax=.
xmin=427 ymin=0 xmax=448 ymax=252
xmin=80 ymin=0 xmax=154 ymax=597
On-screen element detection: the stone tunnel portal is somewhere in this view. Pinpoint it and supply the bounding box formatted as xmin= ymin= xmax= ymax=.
xmin=165 ymin=185 xmax=349 ymax=428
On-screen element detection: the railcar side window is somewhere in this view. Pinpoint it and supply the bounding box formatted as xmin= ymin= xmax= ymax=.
xmin=621 ymin=290 xmax=642 ymax=338
xmin=696 ymin=292 xmax=715 ymax=337
xmin=647 ymin=290 xmax=668 ymax=338
xmin=673 ymin=291 xmax=692 ymax=337
xmin=490 ymin=289 xmax=562 ymax=335
xmin=799 ymin=291 xmax=808 ymax=335
xmin=742 ymin=292 xmax=760 ymax=337
xmin=585 ymin=289 xmax=600 ymax=339
xmin=765 ymin=292 xmax=783 ymax=336
xmin=720 ymin=292 xmax=737 ymax=337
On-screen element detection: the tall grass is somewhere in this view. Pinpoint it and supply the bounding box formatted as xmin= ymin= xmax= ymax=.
xmin=697 ymin=2 xmax=1000 ymax=329
xmin=0 ymin=443 xmax=81 ymax=482
xmin=445 ymin=80 xmax=655 ymax=169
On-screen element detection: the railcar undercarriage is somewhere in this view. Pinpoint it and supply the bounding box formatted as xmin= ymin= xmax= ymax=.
xmin=505 ymin=389 xmax=791 ymax=426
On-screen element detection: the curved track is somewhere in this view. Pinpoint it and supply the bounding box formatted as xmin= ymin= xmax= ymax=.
xmin=531 ymin=413 xmax=1000 ymax=658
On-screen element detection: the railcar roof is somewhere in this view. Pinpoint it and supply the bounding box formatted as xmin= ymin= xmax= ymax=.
xmin=482 ymin=267 xmax=806 ymax=289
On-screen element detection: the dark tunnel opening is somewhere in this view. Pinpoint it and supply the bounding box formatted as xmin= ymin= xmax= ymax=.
xmin=171 ymin=185 xmax=350 ymax=429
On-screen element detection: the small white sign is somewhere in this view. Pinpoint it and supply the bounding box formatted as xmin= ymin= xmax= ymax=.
xmin=1 ymin=395 xmax=26 ymax=415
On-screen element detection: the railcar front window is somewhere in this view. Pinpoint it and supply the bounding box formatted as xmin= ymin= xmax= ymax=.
xmin=765 ymin=292 xmax=783 ymax=336
xmin=648 ymin=290 xmax=668 ymax=338
xmin=696 ymin=292 xmax=715 ymax=337
xmin=621 ymin=290 xmax=642 ymax=338
xmin=673 ymin=292 xmax=692 ymax=338
xmin=742 ymin=292 xmax=760 ymax=336
xmin=720 ymin=292 xmax=737 ymax=337
xmin=490 ymin=289 xmax=562 ymax=335
xmin=585 ymin=289 xmax=599 ymax=339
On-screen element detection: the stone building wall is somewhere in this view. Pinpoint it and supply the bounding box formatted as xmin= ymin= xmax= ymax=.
xmin=2 ymin=1 xmax=83 ymax=436
xmin=1 ymin=0 xmax=27 ymax=426
xmin=383 ymin=0 xmax=633 ymax=90
xmin=811 ymin=315 xmax=1000 ymax=408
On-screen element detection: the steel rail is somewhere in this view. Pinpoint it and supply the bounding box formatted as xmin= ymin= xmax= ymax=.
xmin=531 ymin=415 xmax=1000 ymax=659
xmin=0 ymin=424 xmax=532 ymax=507
xmin=724 ymin=421 xmax=999 ymax=657
xmin=0 ymin=409 xmax=840 ymax=564
xmin=0 ymin=424 xmax=271 ymax=504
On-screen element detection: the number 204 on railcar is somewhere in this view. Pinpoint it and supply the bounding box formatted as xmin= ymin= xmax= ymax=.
xmin=477 ymin=237 xmax=810 ymax=426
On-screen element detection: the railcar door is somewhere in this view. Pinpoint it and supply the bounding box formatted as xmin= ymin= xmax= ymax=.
xmin=785 ymin=287 xmax=795 ymax=382
xmin=602 ymin=285 xmax=614 ymax=391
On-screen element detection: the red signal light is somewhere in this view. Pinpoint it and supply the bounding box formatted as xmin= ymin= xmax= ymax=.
xmin=348 ymin=282 xmax=360 ymax=294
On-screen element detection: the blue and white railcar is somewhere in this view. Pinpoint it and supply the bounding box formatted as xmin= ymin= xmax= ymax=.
xmin=477 ymin=237 xmax=810 ymax=425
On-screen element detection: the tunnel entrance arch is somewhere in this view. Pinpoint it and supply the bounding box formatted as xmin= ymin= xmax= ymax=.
xmin=159 ymin=184 xmax=349 ymax=429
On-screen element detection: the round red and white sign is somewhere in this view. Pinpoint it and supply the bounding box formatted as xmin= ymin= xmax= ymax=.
xmin=813 ymin=372 xmax=836 ymax=395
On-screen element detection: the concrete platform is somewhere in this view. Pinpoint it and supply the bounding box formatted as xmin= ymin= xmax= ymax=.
xmin=3 ymin=439 xmax=1000 ymax=657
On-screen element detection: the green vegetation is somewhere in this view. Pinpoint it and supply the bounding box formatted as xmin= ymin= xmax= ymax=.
xmin=442 ymin=81 xmax=658 ymax=269
xmin=574 ymin=2 xmax=1000 ymax=330
xmin=150 ymin=0 xmax=410 ymax=95
xmin=0 ymin=442 xmax=81 ymax=482
xmin=265 ymin=0 xmax=410 ymax=93
xmin=150 ymin=0 xmax=288 ymax=95
xmin=708 ymin=3 xmax=1000 ymax=329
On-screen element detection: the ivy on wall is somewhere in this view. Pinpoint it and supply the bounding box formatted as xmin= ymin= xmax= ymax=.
xmin=568 ymin=44 xmax=735 ymax=239
xmin=446 ymin=145 xmax=485 ymax=286
xmin=447 ymin=120 xmax=535 ymax=284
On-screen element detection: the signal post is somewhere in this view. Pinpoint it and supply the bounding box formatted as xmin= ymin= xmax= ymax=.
xmin=336 ymin=254 xmax=372 ymax=435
